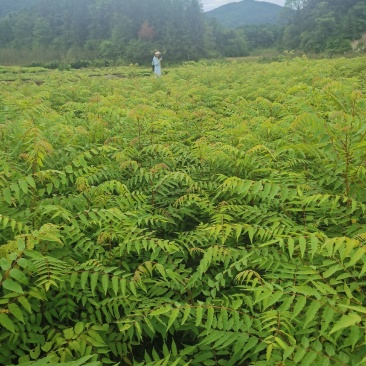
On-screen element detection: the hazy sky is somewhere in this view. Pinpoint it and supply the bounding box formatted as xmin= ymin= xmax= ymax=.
xmin=202 ymin=0 xmax=286 ymax=12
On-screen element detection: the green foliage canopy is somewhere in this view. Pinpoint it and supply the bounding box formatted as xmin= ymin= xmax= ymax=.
xmin=0 ymin=0 xmax=248 ymax=64
xmin=283 ymin=0 xmax=366 ymax=53
xmin=0 ymin=55 xmax=366 ymax=365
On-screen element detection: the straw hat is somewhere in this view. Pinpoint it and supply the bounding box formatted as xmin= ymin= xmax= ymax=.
xmin=155 ymin=51 xmax=161 ymax=55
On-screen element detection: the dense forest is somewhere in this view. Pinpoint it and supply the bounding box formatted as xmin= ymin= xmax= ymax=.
xmin=0 ymin=0 xmax=248 ymax=64
xmin=282 ymin=0 xmax=366 ymax=53
xmin=0 ymin=0 xmax=365 ymax=65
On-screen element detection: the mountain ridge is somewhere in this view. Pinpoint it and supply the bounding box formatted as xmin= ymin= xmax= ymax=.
xmin=205 ymin=0 xmax=283 ymax=28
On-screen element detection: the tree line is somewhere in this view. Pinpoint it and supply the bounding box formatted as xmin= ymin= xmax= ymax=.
xmin=0 ymin=0 xmax=365 ymax=65
xmin=0 ymin=0 xmax=249 ymax=64
xmin=282 ymin=0 xmax=366 ymax=53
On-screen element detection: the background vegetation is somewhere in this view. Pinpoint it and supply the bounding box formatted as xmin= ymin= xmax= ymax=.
xmin=0 ymin=0 xmax=365 ymax=66
xmin=1 ymin=54 xmax=366 ymax=365
xmin=282 ymin=0 xmax=366 ymax=54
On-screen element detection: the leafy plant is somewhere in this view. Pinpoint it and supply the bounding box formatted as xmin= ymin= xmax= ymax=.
xmin=1 ymin=56 xmax=366 ymax=365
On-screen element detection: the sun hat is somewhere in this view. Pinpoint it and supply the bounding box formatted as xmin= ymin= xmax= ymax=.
xmin=155 ymin=51 xmax=161 ymax=54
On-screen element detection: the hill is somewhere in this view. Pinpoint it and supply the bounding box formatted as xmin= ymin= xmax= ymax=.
xmin=205 ymin=0 xmax=283 ymax=28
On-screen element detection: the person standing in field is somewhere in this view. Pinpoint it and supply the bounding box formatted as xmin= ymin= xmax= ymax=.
xmin=152 ymin=51 xmax=162 ymax=76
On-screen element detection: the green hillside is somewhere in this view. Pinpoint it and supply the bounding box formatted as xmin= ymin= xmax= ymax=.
xmin=205 ymin=0 xmax=283 ymax=28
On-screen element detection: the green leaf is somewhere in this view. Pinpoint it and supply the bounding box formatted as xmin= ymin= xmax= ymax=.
xmin=166 ymin=308 xmax=179 ymax=331
xmin=291 ymin=296 xmax=307 ymax=319
xmin=322 ymin=264 xmax=341 ymax=278
xmin=101 ymin=273 xmax=110 ymax=295
xmin=17 ymin=258 xmax=28 ymax=269
xmin=309 ymin=236 xmax=319 ymax=258
xmin=144 ymin=315 xmax=155 ymax=334
xmin=329 ymin=313 xmax=361 ymax=334
xmin=193 ymin=351 xmax=214 ymax=363
xmin=303 ymin=300 xmax=321 ymax=328
xmin=80 ymin=271 xmax=88 ymax=290
xmin=111 ymin=275 xmax=119 ymax=296
xmin=266 ymin=343 xmax=273 ymax=361
xmin=30 ymin=344 xmax=41 ymax=360
xmin=1 ymin=215 xmax=9 ymax=229
xmin=195 ymin=306 xmax=203 ymax=327
xmin=70 ymin=272 xmax=78 ymax=289
xmin=338 ymin=304 xmax=366 ymax=314
xmin=263 ymin=291 xmax=283 ymax=310
xmin=0 ymin=313 xmax=16 ymax=333
xmin=181 ymin=304 xmax=191 ymax=325
xmin=0 ymin=258 xmax=11 ymax=271
xmin=19 ymin=179 xmax=29 ymax=194
xmin=86 ymin=329 xmax=106 ymax=347
xmin=294 ymin=346 xmax=306 ymax=363
xmin=283 ymin=346 xmax=295 ymax=360
xmin=347 ymin=247 xmax=365 ymax=267
xmin=2 ymin=279 xmax=24 ymax=294
xmin=3 ymin=187 xmax=12 ymax=205
xmin=205 ymin=306 xmax=215 ymax=331
xmin=41 ymin=342 xmax=53 ymax=353
xmin=300 ymin=350 xmax=317 ymax=366
xmin=9 ymin=268 xmax=29 ymax=285
xmin=134 ymin=321 xmax=142 ymax=340
xmin=241 ymin=336 xmax=258 ymax=356
xmin=299 ymin=236 xmax=306 ymax=258
xmin=18 ymin=296 xmax=32 ymax=314
xmin=118 ymin=323 xmax=132 ymax=332
xmin=129 ymin=281 xmax=137 ymax=296
xmin=90 ymin=272 xmax=98 ymax=295
xmin=288 ymin=237 xmax=294 ymax=257
xmin=8 ymin=303 xmax=25 ymax=323
xmin=150 ymin=306 xmax=171 ymax=317
xmin=69 ymin=356 xmax=95 ymax=366
xmin=274 ymin=336 xmax=287 ymax=350
xmin=120 ymin=278 xmax=127 ymax=296
xmin=63 ymin=327 xmax=74 ymax=339
xmin=74 ymin=322 xmax=84 ymax=335
xmin=10 ymin=183 xmax=19 ymax=201
xmin=26 ymin=175 xmax=36 ymax=188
